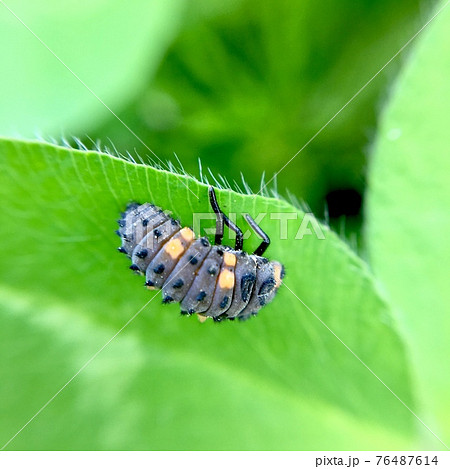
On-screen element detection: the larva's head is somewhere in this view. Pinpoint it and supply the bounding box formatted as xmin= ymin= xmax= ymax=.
xmin=255 ymin=258 xmax=285 ymax=308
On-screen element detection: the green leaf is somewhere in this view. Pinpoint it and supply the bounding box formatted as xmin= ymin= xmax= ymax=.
xmin=0 ymin=138 xmax=415 ymax=449
xmin=366 ymin=1 xmax=450 ymax=448
xmin=0 ymin=0 xmax=186 ymax=137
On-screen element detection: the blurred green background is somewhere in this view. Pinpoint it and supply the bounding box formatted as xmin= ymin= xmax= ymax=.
xmin=0 ymin=0 xmax=430 ymax=236
xmin=1 ymin=0 xmax=448 ymax=451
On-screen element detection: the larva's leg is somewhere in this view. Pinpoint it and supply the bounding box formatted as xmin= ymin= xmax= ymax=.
xmin=244 ymin=214 xmax=270 ymax=256
xmin=208 ymin=186 xmax=243 ymax=250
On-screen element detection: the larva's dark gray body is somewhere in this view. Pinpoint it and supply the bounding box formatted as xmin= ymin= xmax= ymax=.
xmin=117 ymin=202 xmax=284 ymax=321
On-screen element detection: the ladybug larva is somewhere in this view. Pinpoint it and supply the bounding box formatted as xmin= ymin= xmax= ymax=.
xmin=116 ymin=186 xmax=285 ymax=321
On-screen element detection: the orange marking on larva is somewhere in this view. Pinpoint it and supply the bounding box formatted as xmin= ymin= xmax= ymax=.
xmin=180 ymin=227 xmax=195 ymax=242
xmin=218 ymin=269 xmax=235 ymax=289
xmin=164 ymin=238 xmax=185 ymax=259
xmin=197 ymin=314 xmax=209 ymax=323
xmin=273 ymin=264 xmax=283 ymax=288
xmin=223 ymin=252 xmax=236 ymax=267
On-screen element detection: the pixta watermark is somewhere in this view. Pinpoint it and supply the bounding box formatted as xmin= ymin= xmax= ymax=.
xmin=191 ymin=211 xmax=326 ymax=241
